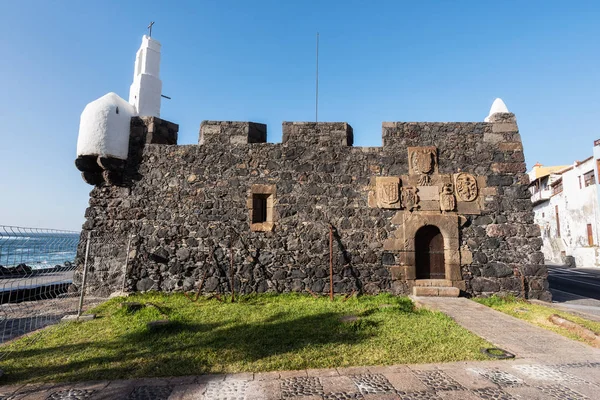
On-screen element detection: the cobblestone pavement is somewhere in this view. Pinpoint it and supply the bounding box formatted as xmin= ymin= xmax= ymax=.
xmin=2 ymin=298 xmax=600 ymax=399
xmin=2 ymin=361 xmax=599 ymax=400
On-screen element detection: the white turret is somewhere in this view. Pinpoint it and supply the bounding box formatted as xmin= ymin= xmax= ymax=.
xmin=484 ymin=98 xmax=509 ymax=122
xmin=77 ymin=93 xmax=136 ymax=160
xmin=128 ymin=35 xmax=162 ymax=117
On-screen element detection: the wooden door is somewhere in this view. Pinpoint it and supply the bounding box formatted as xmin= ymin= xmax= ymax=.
xmin=415 ymin=226 xmax=445 ymax=279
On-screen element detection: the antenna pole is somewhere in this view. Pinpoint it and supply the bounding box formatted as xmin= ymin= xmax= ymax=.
xmin=316 ymin=32 xmax=319 ymax=123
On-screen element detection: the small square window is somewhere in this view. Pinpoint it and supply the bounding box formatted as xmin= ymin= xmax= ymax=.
xmin=252 ymin=194 xmax=270 ymax=223
xmin=249 ymin=184 xmax=276 ymax=232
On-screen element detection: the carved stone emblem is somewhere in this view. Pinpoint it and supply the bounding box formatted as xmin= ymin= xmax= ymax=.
xmin=440 ymin=183 xmax=456 ymax=211
xmin=409 ymin=147 xmax=437 ymax=175
xmin=401 ymin=186 xmax=419 ymax=211
xmin=418 ymin=175 xmax=431 ymax=186
xmin=455 ymin=173 xmax=478 ymax=202
xmin=379 ymin=183 xmax=399 ymax=205
xmin=376 ymin=177 xmax=401 ymax=209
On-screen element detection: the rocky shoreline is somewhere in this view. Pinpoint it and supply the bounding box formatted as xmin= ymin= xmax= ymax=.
xmin=0 ymin=262 xmax=74 ymax=279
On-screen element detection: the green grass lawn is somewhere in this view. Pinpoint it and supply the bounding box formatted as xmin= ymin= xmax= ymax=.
xmin=474 ymin=295 xmax=600 ymax=346
xmin=1 ymin=293 xmax=493 ymax=384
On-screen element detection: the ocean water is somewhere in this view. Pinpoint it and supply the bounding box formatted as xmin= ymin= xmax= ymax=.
xmin=0 ymin=232 xmax=80 ymax=269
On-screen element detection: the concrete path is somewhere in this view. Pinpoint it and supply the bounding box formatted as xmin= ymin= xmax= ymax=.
xmin=2 ymin=298 xmax=600 ymax=399
xmin=412 ymin=297 xmax=600 ymax=364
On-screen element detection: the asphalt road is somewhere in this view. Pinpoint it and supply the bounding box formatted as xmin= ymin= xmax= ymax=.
xmin=546 ymin=264 xmax=600 ymax=318
xmin=0 ymin=270 xmax=73 ymax=292
xmin=547 ymin=264 xmax=600 ymax=300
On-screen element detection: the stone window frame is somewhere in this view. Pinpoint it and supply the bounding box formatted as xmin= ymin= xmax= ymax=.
xmin=248 ymin=184 xmax=276 ymax=232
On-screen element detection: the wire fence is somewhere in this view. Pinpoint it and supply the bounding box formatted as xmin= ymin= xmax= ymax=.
xmin=0 ymin=226 xmax=126 ymax=360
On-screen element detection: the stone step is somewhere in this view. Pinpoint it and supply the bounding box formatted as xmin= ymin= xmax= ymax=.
xmin=414 ymin=279 xmax=453 ymax=287
xmin=413 ymin=286 xmax=460 ymax=297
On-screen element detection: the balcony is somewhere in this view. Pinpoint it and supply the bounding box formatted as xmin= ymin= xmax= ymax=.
xmin=531 ymin=188 xmax=552 ymax=205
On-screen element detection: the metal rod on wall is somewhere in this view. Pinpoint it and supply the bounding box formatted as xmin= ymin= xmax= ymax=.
xmin=230 ymin=241 xmax=235 ymax=303
xmin=77 ymin=231 xmax=92 ymax=318
xmin=121 ymin=234 xmax=133 ymax=294
xmin=329 ymin=223 xmax=333 ymax=301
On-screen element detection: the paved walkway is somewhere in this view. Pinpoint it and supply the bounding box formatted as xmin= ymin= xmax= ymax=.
xmin=0 ymin=296 xmax=104 ymax=343
xmin=412 ymin=297 xmax=600 ymax=364
xmin=2 ymin=298 xmax=600 ymax=400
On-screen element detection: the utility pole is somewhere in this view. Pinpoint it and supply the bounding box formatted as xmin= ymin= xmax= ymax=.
xmin=316 ymin=32 xmax=319 ymax=123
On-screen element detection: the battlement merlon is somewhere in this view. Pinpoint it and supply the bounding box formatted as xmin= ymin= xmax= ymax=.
xmin=282 ymin=122 xmax=353 ymax=146
xmin=199 ymin=121 xmax=267 ymax=145
xmin=130 ymin=116 xmax=179 ymax=146
xmin=382 ymin=113 xmax=519 ymax=148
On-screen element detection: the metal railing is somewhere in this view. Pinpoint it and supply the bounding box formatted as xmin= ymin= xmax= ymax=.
xmin=0 ymin=225 xmax=80 ymax=269
xmin=0 ymin=225 xmax=84 ymax=348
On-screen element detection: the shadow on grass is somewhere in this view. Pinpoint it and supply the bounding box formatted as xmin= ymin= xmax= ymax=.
xmin=2 ymin=310 xmax=369 ymax=383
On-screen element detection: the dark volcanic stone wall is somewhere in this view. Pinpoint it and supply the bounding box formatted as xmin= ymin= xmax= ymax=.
xmin=77 ymin=114 xmax=550 ymax=300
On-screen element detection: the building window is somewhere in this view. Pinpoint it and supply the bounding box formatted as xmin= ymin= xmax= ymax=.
xmin=552 ymin=180 xmax=563 ymax=195
xmin=579 ymin=176 xmax=582 ymax=189
xmin=249 ymin=184 xmax=276 ymax=232
xmin=584 ymin=170 xmax=596 ymax=187
xmin=542 ymin=212 xmax=545 ymax=218
xmin=252 ymin=194 xmax=269 ymax=223
xmin=555 ymin=205 xmax=560 ymax=237
xmin=588 ymin=224 xmax=594 ymax=246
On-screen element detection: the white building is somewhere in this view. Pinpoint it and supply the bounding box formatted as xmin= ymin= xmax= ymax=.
xmin=528 ymin=146 xmax=600 ymax=268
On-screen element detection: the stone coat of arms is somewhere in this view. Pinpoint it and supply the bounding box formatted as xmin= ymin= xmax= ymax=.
xmin=378 ymin=182 xmax=399 ymax=207
xmin=455 ymin=173 xmax=478 ymax=202
xmin=402 ymin=186 xmax=419 ymax=211
xmin=408 ymin=147 xmax=437 ymax=186
xmin=440 ymin=183 xmax=456 ymax=211
xmin=411 ymin=149 xmax=435 ymax=175
xmin=375 ymin=177 xmax=401 ymax=209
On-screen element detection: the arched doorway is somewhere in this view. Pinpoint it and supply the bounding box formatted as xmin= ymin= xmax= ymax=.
xmin=415 ymin=225 xmax=445 ymax=279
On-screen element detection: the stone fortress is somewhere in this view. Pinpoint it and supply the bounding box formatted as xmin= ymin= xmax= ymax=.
xmin=75 ymin=34 xmax=550 ymax=300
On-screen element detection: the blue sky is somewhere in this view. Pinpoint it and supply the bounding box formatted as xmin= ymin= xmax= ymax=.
xmin=1 ymin=0 xmax=599 ymax=230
